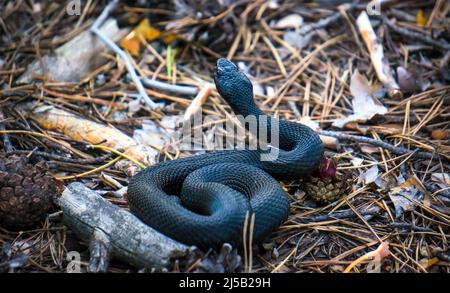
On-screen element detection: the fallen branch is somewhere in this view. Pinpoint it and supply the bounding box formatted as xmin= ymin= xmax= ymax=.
xmin=294 ymin=206 xmax=381 ymax=223
xmin=356 ymin=11 xmax=402 ymax=99
xmin=59 ymin=182 xmax=195 ymax=270
xmin=386 ymin=222 xmax=435 ymax=233
xmin=319 ymin=135 xmax=338 ymax=150
xmin=139 ymin=75 xmax=199 ymax=96
xmin=318 ymin=129 xmax=443 ymax=160
xmin=90 ymin=0 xmax=159 ymax=109
xmin=28 ymin=104 xmax=135 ymax=150
xmin=382 ymin=16 xmax=450 ymax=51
xmin=19 ymin=102 xmax=158 ymax=169
xmin=297 ymin=3 xmax=357 ymax=35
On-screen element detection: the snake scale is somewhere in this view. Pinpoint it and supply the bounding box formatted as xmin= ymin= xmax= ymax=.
xmin=128 ymin=59 xmax=324 ymax=249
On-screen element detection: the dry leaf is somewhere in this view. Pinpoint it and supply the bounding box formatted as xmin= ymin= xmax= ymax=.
xmin=431 ymin=173 xmax=450 ymax=189
xmin=345 ymin=122 xmax=369 ymax=134
xmin=120 ymin=34 xmax=140 ymax=56
xmin=389 ymin=178 xmax=423 ymax=218
xmin=127 ymin=99 xmax=142 ymax=115
xmin=163 ymin=33 xmax=177 ymax=44
xmin=266 ymin=86 xmax=275 ymax=98
xmin=133 ymin=117 xmax=179 ymax=150
xmin=120 ymin=19 xmax=161 ymax=56
xmin=416 ymin=9 xmax=427 ymax=26
xmin=298 ymin=116 xmax=320 ymax=131
xmin=360 ymin=143 xmax=379 ymax=154
xmin=419 ymin=257 xmax=439 ymax=269
xmin=283 ymin=31 xmax=314 ymax=50
xmin=344 ymin=242 xmax=390 ymax=273
xmin=333 ymin=70 xmax=388 ymax=128
xmin=268 ymin=0 xmax=280 ymax=9
xmin=351 ymin=157 xmax=364 ymax=166
xmin=360 ymin=165 xmax=379 ymax=185
xmin=273 ymin=14 xmax=303 ymax=29
xmin=431 ymin=129 xmax=448 ymax=140
xmin=135 ymin=18 xmax=161 ymax=41
xmin=396 ymin=66 xmax=421 ymax=93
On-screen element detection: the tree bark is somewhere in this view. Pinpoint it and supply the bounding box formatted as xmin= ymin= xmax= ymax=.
xmin=59 ymin=182 xmax=196 ymax=270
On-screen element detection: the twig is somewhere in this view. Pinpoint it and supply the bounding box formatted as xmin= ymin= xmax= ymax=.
xmin=138 ymin=75 xmax=198 ymax=96
xmin=297 ymin=5 xmax=356 ymax=35
xmin=389 ymin=9 xmax=417 ymax=23
xmin=89 ymin=145 xmax=146 ymax=169
xmin=295 ymin=207 xmax=381 ymax=223
xmin=387 ymin=223 xmax=434 ymax=233
xmin=183 ymin=85 xmax=212 ymax=121
xmin=318 ymin=129 xmax=440 ymax=160
xmin=56 ymin=156 xmax=121 ymax=180
xmin=382 ymin=16 xmax=450 ymax=51
xmin=90 ymin=0 xmax=158 ymax=109
xmin=0 ymin=90 xmax=29 ymax=97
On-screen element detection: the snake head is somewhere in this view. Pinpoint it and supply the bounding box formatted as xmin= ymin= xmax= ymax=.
xmin=214 ymin=58 xmax=254 ymax=108
xmin=215 ymin=58 xmax=238 ymax=77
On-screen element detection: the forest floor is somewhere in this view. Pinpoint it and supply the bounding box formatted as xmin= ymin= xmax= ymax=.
xmin=0 ymin=0 xmax=449 ymax=273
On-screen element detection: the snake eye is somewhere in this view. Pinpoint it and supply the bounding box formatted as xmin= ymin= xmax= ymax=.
xmin=216 ymin=67 xmax=224 ymax=76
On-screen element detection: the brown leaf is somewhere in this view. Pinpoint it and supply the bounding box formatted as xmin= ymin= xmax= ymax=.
xmin=416 ymin=9 xmax=427 ymax=27
xmin=431 ymin=129 xmax=448 ymax=140
xmin=396 ymin=66 xmax=421 ymax=93
xmin=389 ymin=178 xmax=423 ymax=218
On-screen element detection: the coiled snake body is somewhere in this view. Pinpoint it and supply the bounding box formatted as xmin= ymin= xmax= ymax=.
xmin=128 ymin=59 xmax=323 ymax=249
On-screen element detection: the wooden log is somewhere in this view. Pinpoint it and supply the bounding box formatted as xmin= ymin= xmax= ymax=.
xmin=59 ymin=182 xmax=195 ymax=270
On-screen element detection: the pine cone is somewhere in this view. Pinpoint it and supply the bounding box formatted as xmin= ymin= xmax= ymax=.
xmin=0 ymin=153 xmax=56 ymax=229
xmin=304 ymin=157 xmax=352 ymax=204
xmin=304 ymin=175 xmax=351 ymax=204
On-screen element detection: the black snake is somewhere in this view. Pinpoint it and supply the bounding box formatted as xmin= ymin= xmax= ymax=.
xmin=128 ymin=59 xmax=324 ymax=249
